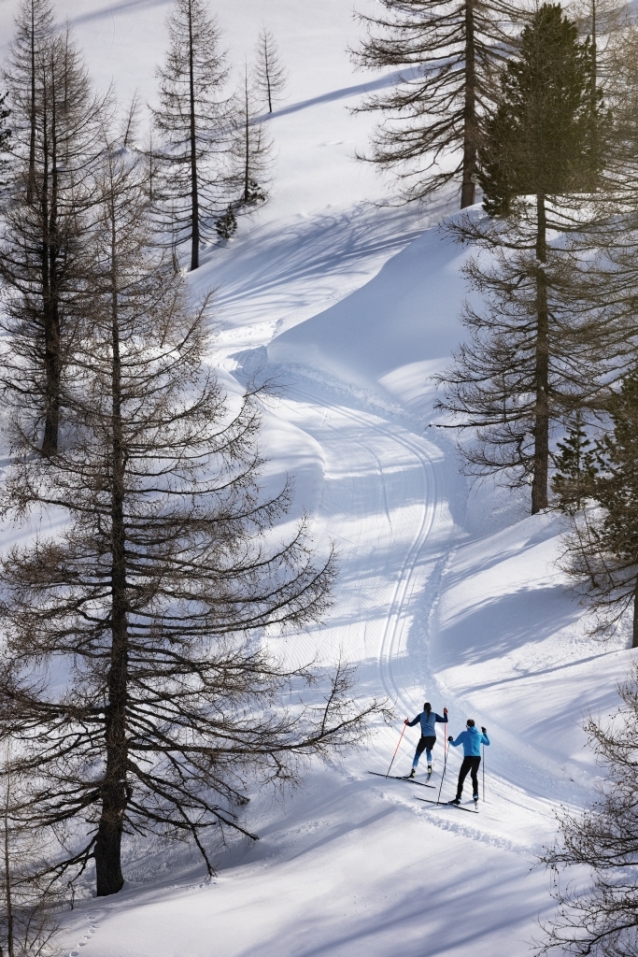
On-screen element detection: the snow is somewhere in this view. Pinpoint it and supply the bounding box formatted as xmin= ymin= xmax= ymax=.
xmin=0 ymin=0 xmax=634 ymax=954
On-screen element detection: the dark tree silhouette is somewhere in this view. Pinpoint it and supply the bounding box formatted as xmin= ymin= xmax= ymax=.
xmin=0 ymin=152 xmax=380 ymax=898
xmin=152 ymin=0 xmax=232 ymax=270
xmin=228 ymin=66 xmax=272 ymax=208
xmin=538 ymin=665 xmax=638 ymax=955
xmin=557 ymin=368 xmax=638 ymax=646
xmin=2 ymin=0 xmax=54 ymax=204
xmin=0 ymin=4 xmax=108 ymax=456
xmin=352 ymin=0 xmax=512 ymax=208
xmin=438 ymin=5 xmax=603 ymax=514
xmin=254 ymin=29 xmax=287 ymax=114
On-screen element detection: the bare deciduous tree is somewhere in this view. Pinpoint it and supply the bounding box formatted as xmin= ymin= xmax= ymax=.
xmin=3 ymin=0 xmax=54 ymax=205
xmin=254 ymin=29 xmax=287 ymax=114
xmin=152 ymin=0 xmax=233 ymax=270
xmin=0 ymin=758 xmax=62 ymax=957
xmin=228 ymin=66 xmax=272 ymax=208
xmin=0 ymin=151 xmax=382 ymax=899
xmin=351 ymin=0 xmax=513 ymax=208
xmin=0 ymin=5 xmax=108 ymax=456
xmin=538 ymin=665 xmax=638 ymax=956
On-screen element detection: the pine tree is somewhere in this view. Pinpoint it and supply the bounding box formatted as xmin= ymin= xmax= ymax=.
xmin=438 ymin=4 xmax=603 ymax=514
xmin=552 ymin=414 xmax=598 ymax=513
xmin=215 ymin=203 xmax=237 ymax=240
xmin=538 ymin=665 xmax=638 ymax=956
xmin=0 ymin=151 xmax=379 ymax=898
xmin=479 ymin=3 xmax=600 ymax=215
xmin=0 ymin=7 xmax=108 ymax=456
xmin=152 ymin=0 xmax=233 ymax=271
xmin=351 ymin=0 xmax=512 ymax=208
xmin=254 ymin=29 xmax=286 ymax=114
xmin=561 ymin=368 xmax=638 ymax=645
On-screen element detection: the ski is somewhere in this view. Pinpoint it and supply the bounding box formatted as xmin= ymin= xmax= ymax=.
xmin=367 ymin=771 xmax=435 ymax=789
xmin=415 ymin=796 xmax=479 ymax=813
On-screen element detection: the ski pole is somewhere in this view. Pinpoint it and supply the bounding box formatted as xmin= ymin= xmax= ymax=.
xmin=437 ymin=716 xmax=449 ymax=804
xmin=482 ymin=743 xmax=485 ymax=802
xmin=386 ymin=723 xmax=407 ymax=778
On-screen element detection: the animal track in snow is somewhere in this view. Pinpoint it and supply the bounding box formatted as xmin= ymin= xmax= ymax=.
xmin=68 ymin=912 xmax=100 ymax=957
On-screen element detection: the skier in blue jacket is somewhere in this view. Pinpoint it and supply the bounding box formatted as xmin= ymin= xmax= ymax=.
xmin=404 ymin=702 xmax=448 ymax=777
xmin=447 ymin=719 xmax=490 ymax=803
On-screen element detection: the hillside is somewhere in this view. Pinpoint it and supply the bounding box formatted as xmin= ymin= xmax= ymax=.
xmin=0 ymin=1 xmax=633 ymax=955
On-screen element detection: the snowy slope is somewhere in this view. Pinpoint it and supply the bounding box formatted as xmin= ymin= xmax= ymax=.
xmin=0 ymin=1 xmax=634 ymax=955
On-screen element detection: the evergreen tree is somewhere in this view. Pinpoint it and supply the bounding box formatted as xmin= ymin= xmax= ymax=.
xmin=0 ymin=7 xmax=108 ymax=456
xmin=352 ymin=0 xmax=512 ymax=208
xmin=215 ymin=203 xmax=237 ymax=241
xmin=538 ymin=665 xmax=638 ymax=955
xmin=0 ymin=152 xmax=378 ymax=898
xmin=152 ymin=0 xmax=233 ymax=271
xmin=552 ymin=414 xmax=598 ymax=513
xmin=561 ymin=368 xmax=638 ymax=645
xmin=479 ymin=3 xmax=600 ymax=215
xmin=438 ymin=4 xmax=604 ymax=514
xmin=254 ymin=29 xmax=287 ymax=114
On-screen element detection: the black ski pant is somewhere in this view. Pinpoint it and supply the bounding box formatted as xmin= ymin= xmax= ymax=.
xmin=456 ymin=755 xmax=481 ymax=799
xmin=412 ymin=735 xmax=436 ymax=768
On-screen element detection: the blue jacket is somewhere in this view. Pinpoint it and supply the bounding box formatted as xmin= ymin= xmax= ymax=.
xmin=449 ymin=726 xmax=490 ymax=757
xmin=408 ymin=710 xmax=447 ymax=738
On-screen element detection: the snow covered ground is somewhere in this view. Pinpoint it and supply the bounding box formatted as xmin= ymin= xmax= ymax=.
xmin=0 ymin=0 xmax=635 ymax=954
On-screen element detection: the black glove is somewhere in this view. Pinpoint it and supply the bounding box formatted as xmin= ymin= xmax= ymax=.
xmin=447 ymin=736 xmax=453 ymax=742
xmin=481 ymin=726 xmax=487 ymax=734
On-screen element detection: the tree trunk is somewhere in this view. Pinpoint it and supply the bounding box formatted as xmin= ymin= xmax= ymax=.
xmin=243 ymin=82 xmax=250 ymax=203
xmin=95 ymin=212 xmax=128 ymax=898
xmin=40 ymin=66 xmax=60 ymax=457
xmin=187 ymin=0 xmax=199 ymax=272
xmin=27 ymin=0 xmax=37 ymax=205
xmin=531 ymin=192 xmax=550 ymax=514
xmin=265 ymin=47 xmax=273 ymax=113
xmin=3 ymin=784 xmax=14 ymax=957
xmin=460 ymin=0 xmax=477 ymax=209
xmin=632 ymin=575 xmax=638 ymax=649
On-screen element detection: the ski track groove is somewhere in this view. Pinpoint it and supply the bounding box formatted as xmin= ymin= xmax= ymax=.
xmin=286 ymin=383 xmax=551 ymax=855
xmin=290 ymin=386 xmax=447 ymax=720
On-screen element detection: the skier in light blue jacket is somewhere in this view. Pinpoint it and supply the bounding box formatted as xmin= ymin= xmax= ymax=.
xmin=404 ymin=702 xmax=448 ymax=777
xmin=447 ymin=719 xmax=490 ymax=803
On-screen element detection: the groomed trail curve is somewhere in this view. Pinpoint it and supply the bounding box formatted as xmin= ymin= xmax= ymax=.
xmin=284 ymin=385 xmax=452 ymax=721
xmin=272 ymin=379 xmax=555 ymax=845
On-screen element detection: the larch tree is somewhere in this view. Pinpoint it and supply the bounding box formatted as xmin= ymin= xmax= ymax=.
xmin=538 ymin=665 xmax=638 ymax=955
xmin=152 ymin=0 xmax=233 ymax=271
xmin=437 ymin=4 xmax=604 ymax=514
xmin=0 ymin=6 xmax=108 ymax=457
xmin=2 ymin=0 xmax=54 ymax=205
xmin=0 ymin=93 xmax=11 ymax=190
xmin=254 ymin=29 xmax=287 ymax=114
xmin=0 ymin=760 xmax=61 ymax=957
xmin=351 ymin=0 xmax=513 ymax=208
xmin=228 ymin=65 xmax=272 ymax=208
xmin=0 ymin=150 xmax=380 ymax=899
